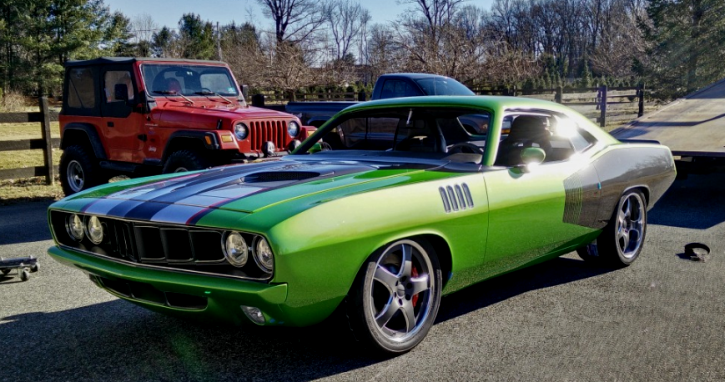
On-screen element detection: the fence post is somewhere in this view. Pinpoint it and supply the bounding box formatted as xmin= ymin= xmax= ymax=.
xmin=638 ymin=83 xmax=645 ymax=117
xmin=599 ymin=85 xmax=608 ymax=128
xmin=39 ymin=96 xmax=54 ymax=185
xmin=555 ymin=86 xmax=563 ymax=103
xmin=358 ymin=90 xmax=367 ymax=101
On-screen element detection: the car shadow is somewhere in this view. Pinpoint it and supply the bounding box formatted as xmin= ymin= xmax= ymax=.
xmin=436 ymin=257 xmax=614 ymax=323
xmin=0 ymin=200 xmax=53 ymax=245
xmin=1 ymin=256 xmax=611 ymax=382
xmin=648 ymin=173 xmax=725 ymax=229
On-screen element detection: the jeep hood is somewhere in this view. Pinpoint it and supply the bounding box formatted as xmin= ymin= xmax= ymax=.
xmin=153 ymin=103 xmax=294 ymax=129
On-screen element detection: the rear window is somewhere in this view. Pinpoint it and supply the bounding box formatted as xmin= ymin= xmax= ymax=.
xmin=414 ymin=78 xmax=474 ymax=96
xmin=67 ymin=68 xmax=96 ymax=109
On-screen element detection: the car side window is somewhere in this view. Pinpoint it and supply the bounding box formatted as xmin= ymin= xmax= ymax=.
xmin=68 ymin=67 xmax=96 ymax=109
xmin=104 ymin=71 xmax=134 ymax=103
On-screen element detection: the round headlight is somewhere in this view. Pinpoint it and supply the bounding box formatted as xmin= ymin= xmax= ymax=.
xmin=234 ymin=122 xmax=249 ymax=140
xmin=224 ymin=232 xmax=248 ymax=267
xmin=86 ymin=216 xmax=104 ymax=245
xmin=66 ymin=214 xmax=84 ymax=241
xmin=253 ymin=237 xmax=274 ymax=273
xmin=287 ymin=121 xmax=300 ymax=138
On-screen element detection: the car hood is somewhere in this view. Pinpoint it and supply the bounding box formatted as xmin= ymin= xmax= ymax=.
xmin=61 ymin=159 xmax=446 ymax=225
xmin=152 ymin=102 xmax=295 ymax=129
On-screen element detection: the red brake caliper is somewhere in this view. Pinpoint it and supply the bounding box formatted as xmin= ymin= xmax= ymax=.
xmin=411 ymin=266 xmax=419 ymax=307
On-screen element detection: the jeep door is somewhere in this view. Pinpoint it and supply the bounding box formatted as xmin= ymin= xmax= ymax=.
xmin=100 ymin=65 xmax=146 ymax=163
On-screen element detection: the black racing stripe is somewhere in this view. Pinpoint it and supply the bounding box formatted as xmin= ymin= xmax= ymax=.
xmin=107 ymin=200 xmax=144 ymax=218
xmin=123 ymin=200 xmax=173 ymax=221
xmin=130 ymin=162 xmax=285 ymax=205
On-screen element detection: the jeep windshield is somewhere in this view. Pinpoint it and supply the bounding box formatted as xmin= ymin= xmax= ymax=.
xmin=141 ymin=64 xmax=239 ymax=97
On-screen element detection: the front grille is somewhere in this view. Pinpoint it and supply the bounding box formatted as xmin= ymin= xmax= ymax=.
xmin=250 ymin=120 xmax=287 ymax=151
xmin=50 ymin=210 xmax=271 ymax=280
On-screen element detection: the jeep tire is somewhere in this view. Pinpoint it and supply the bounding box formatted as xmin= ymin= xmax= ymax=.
xmin=162 ymin=150 xmax=212 ymax=173
xmin=60 ymin=145 xmax=102 ymax=196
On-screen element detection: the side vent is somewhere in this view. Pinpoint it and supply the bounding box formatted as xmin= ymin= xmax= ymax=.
xmin=439 ymin=183 xmax=474 ymax=213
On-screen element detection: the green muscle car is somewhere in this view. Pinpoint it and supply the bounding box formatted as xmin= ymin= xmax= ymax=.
xmin=47 ymin=96 xmax=676 ymax=354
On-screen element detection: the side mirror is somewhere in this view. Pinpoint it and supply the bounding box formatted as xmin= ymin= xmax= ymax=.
xmin=114 ymin=83 xmax=129 ymax=102
xmin=241 ymin=84 xmax=249 ymax=100
xmin=517 ymin=147 xmax=546 ymax=172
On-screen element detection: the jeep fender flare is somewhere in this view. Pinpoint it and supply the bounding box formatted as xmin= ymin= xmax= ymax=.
xmin=61 ymin=123 xmax=107 ymax=160
xmin=161 ymin=131 xmax=221 ymax=162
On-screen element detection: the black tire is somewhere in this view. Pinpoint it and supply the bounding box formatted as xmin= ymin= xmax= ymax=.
xmin=162 ymin=150 xmax=212 ymax=174
xmin=31 ymin=262 xmax=39 ymax=273
xmin=1 ymin=269 xmax=9 ymax=276
xmin=577 ymin=189 xmax=647 ymax=267
xmin=20 ymin=268 xmax=29 ymax=281
xmin=348 ymin=238 xmax=442 ymax=354
xmin=60 ymin=145 xmax=102 ymax=196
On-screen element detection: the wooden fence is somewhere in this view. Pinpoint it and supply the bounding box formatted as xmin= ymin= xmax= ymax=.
xmin=0 ymin=97 xmax=59 ymax=183
xmin=473 ymin=85 xmax=647 ymax=128
xmin=253 ymin=85 xmax=650 ymax=129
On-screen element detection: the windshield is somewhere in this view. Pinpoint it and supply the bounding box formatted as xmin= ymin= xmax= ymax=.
xmin=141 ymin=64 xmax=239 ymax=97
xmin=294 ymin=107 xmax=490 ymax=166
xmin=415 ymin=78 xmax=474 ymax=96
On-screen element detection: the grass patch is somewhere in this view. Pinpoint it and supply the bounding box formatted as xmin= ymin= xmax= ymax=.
xmin=0 ymin=176 xmax=63 ymax=205
xmin=0 ymin=119 xmax=63 ymax=204
xmin=0 ymin=148 xmax=61 ymax=170
xmin=0 ymin=121 xmax=61 ymax=140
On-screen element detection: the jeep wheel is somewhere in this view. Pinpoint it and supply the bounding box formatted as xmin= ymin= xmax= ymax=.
xmin=162 ymin=150 xmax=212 ymax=173
xmin=60 ymin=145 xmax=101 ymax=196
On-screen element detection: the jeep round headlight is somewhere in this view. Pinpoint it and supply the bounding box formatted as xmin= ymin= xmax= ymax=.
xmin=66 ymin=214 xmax=84 ymax=241
xmin=287 ymin=121 xmax=300 ymax=138
xmin=224 ymin=232 xmax=248 ymax=267
xmin=234 ymin=122 xmax=249 ymax=140
xmin=253 ymin=237 xmax=274 ymax=273
xmin=86 ymin=216 xmax=104 ymax=245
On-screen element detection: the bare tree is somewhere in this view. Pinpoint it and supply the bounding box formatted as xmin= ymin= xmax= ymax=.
xmin=131 ymin=14 xmax=158 ymax=44
xmin=323 ymin=0 xmax=370 ymax=61
xmin=256 ymin=0 xmax=326 ymax=43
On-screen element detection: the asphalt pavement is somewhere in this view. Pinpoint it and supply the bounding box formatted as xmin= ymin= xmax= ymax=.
xmin=1 ymin=173 xmax=724 ymax=382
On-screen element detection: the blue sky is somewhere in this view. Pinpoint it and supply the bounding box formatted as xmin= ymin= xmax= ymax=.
xmin=105 ymin=0 xmax=495 ymax=33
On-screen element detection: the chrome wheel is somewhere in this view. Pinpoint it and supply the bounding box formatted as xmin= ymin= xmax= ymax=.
xmin=366 ymin=240 xmax=435 ymax=343
xmin=576 ymin=189 xmax=647 ymax=267
xmin=67 ymin=160 xmax=85 ymax=193
xmin=616 ymin=192 xmax=645 ymax=259
xmin=173 ymin=166 xmax=189 ymax=173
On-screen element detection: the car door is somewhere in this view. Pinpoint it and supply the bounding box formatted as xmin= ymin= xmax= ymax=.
xmin=481 ymin=112 xmax=602 ymax=276
xmin=100 ymin=65 xmax=145 ymax=163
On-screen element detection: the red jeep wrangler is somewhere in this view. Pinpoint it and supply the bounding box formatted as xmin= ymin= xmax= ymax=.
xmin=59 ymin=57 xmax=308 ymax=195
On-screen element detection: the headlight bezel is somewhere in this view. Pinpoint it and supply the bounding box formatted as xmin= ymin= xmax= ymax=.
xmin=223 ymin=231 xmax=249 ymax=268
xmin=66 ymin=214 xmax=85 ymax=241
xmin=234 ymin=122 xmax=249 ymax=140
xmin=253 ymin=236 xmax=274 ymax=274
xmin=287 ymin=121 xmax=300 ymax=138
xmin=85 ymin=215 xmax=104 ymax=245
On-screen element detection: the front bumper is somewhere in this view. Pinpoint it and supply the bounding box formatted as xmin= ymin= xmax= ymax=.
xmin=48 ymin=246 xmax=291 ymax=326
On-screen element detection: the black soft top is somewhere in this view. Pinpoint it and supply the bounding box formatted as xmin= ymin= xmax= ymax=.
xmin=64 ymin=57 xmax=227 ymax=67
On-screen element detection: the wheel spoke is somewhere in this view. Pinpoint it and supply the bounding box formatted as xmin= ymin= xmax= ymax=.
xmin=401 ymin=300 xmax=417 ymax=333
xmin=410 ymin=274 xmax=430 ymax=296
xmin=375 ymin=300 xmax=399 ymax=328
xmin=399 ymin=244 xmax=412 ymax=278
xmin=374 ymin=265 xmax=398 ymax=292
xmin=623 ymin=198 xmax=632 ymax=219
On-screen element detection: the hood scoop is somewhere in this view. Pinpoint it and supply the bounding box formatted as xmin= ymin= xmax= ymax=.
xmin=242 ymin=171 xmax=321 ymax=183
